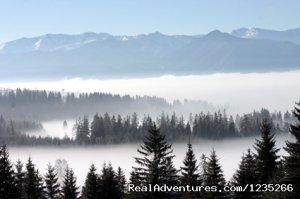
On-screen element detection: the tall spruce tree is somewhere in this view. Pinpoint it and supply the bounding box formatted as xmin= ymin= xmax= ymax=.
xmin=133 ymin=124 xmax=177 ymax=199
xmin=204 ymin=149 xmax=227 ymax=199
xmin=232 ymin=149 xmax=257 ymax=199
xmin=283 ymin=102 xmax=300 ymax=198
xmin=82 ymin=164 xmax=99 ymax=199
xmin=254 ymin=120 xmax=279 ymax=184
xmin=98 ymin=163 xmax=122 ymax=199
xmin=116 ymin=166 xmax=126 ymax=198
xmin=75 ymin=116 xmax=90 ymax=144
xmin=180 ymin=143 xmax=201 ymax=199
xmin=15 ymin=159 xmax=25 ymax=199
xmin=0 ymin=145 xmax=17 ymax=199
xmin=23 ymin=158 xmax=45 ymax=199
xmin=62 ymin=167 xmax=79 ymax=199
xmin=45 ymin=164 xmax=60 ymax=199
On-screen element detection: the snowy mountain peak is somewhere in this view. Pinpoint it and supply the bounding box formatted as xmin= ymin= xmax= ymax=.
xmin=231 ymin=27 xmax=300 ymax=44
xmin=243 ymin=28 xmax=258 ymax=38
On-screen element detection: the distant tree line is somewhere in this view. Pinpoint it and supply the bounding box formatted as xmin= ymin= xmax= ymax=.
xmin=0 ymin=107 xmax=295 ymax=145
xmin=1 ymin=102 xmax=300 ymax=198
xmin=0 ymin=115 xmax=48 ymax=145
xmin=73 ymin=108 xmax=292 ymax=144
xmin=0 ymin=88 xmax=214 ymax=120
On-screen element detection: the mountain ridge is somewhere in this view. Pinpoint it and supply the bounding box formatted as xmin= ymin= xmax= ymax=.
xmin=231 ymin=27 xmax=300 ymax=44
xmin=1 ymin=28 xmax=300 ymax=79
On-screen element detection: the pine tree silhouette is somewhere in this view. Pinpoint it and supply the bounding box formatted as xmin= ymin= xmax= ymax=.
xmin=133 ymin=124 xmax=178 ymax=199
xmin=82 ymin=164 xmax=99 ymax=199
xmin=180 ymin=143 xmax=201 ymax=199
xmin=254 ymin=120 xmax=279 ymax=184
xmin=204 ymin=149 xmax=227 ymax=199
xmin=45 ymin=164 xmax=60 ymax=199
xmin=232 ymin=149 xmax=257 ymax=199
xmin=23 ymin=157 xmax=45 ymax=199
xmin=0 ymin=145 xmax=17 ymax=199
xmin=283 ymin=102 xmax=300 ymax=198
xmin=62 ymin=167 xmax=79 ymax=199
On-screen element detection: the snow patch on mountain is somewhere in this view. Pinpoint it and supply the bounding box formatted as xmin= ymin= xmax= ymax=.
xmin=34 ymin=39 xmax=42 ymax=50
xmin=243 ymin=28 xmax=258 ymax=38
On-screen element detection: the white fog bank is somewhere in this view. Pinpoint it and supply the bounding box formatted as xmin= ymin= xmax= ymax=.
xmin=1 ymin=71 xmax=300 ymax=114
xmin=8 ymin=134 xmax=294 ymax=186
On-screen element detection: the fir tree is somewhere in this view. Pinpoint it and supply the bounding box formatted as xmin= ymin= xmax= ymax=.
xmin=0 ymin=145 xmax=17 ymax=199
xmin=204 ymin=149 xmax=227 ymax=199
xmin=61 ymin=167 xmax=79 ymax=199
xmin=283 ymin=102 xmax=300 ymax=198
xmin=45 ymin=164 xmax=60 ymax=199
xmin=180 ymin=143 xmax=200 ymax=199
xmin=23 ymin=158 xmax=45 ymax=199
xmin=98 ymin=163 xmax=121 ymax=199
xmin=82 ymin=164 xmax=99 ymax=199
xmin=90 ymin=114 xmax=103 ymax=143
xmin=75 ymin=116 xmax=90 ymax=144
xmin=15 ymin=159 xmax=25 ymax=199
xmin=254 ymin=120 xmax=279 ymax=184
xmin=232 ymin=149 xmax=257 ymax=199
xmin=116 ymin=166 xmax=126 ymax=198
xmin=133 ymin=124 xmax=177 ymax=199
xmin=200 ymin=154 xmax=208 ymax=184
xmin=165 ymin=156 xmax=179 ymax=199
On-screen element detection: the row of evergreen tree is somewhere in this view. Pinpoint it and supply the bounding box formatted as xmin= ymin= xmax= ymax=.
xmin=0 ymin=107 xmax=294 ymax=145
xmin=0 ymin=146 xmax=126 ymax=199
xmin=1 ymin=102 xmax=300 ymax=198
xmin=1 ymin=88 xmax=205 ymax=120
xmin=74 ymin=109 xmax=293 ymax=144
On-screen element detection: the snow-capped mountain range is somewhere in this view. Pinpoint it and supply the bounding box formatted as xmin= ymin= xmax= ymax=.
xmin=231 ymin=27 xmax=300 ymax=44
xmin=0 ymin=32 xmax=198 ymax=54
xmin=0 ymin=28 xmax=300 ymax=79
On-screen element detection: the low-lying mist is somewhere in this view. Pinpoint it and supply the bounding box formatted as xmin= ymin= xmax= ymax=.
xmin=1 ymin=71 xmax=299 ymax=115
xmin=8 ymin=134 xmax=294 ymax=186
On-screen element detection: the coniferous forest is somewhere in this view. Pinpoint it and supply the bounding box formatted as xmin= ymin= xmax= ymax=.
xmin=1 ymin=101 xmax=300 ymax=198
xmin=0 ymin=89 xmax=295 ymax=145
xmin=0 ymin=88 xmax=214 ymax=120
xmin=0 ymin=107 xmax=294 ymax=145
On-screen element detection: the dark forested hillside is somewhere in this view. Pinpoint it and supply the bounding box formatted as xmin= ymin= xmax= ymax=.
xmin=0 ymin=88 xmax=214 ymax=120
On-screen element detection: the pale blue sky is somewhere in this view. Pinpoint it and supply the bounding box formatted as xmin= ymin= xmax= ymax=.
xmin=0 ymin=0 xmax=299 ymax=42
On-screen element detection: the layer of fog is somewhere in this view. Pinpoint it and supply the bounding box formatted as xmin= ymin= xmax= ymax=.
xmin=8 ymin=134 xmax=294 ymax=187
xmin=1 ymin=71 xmax=300 ymax=115
xmin=25 ymin=120 xmax=76 ymax=138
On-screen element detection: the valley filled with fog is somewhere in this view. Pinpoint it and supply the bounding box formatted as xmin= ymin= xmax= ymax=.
xmin=1 ymin=71 xmax=299 ymax=188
